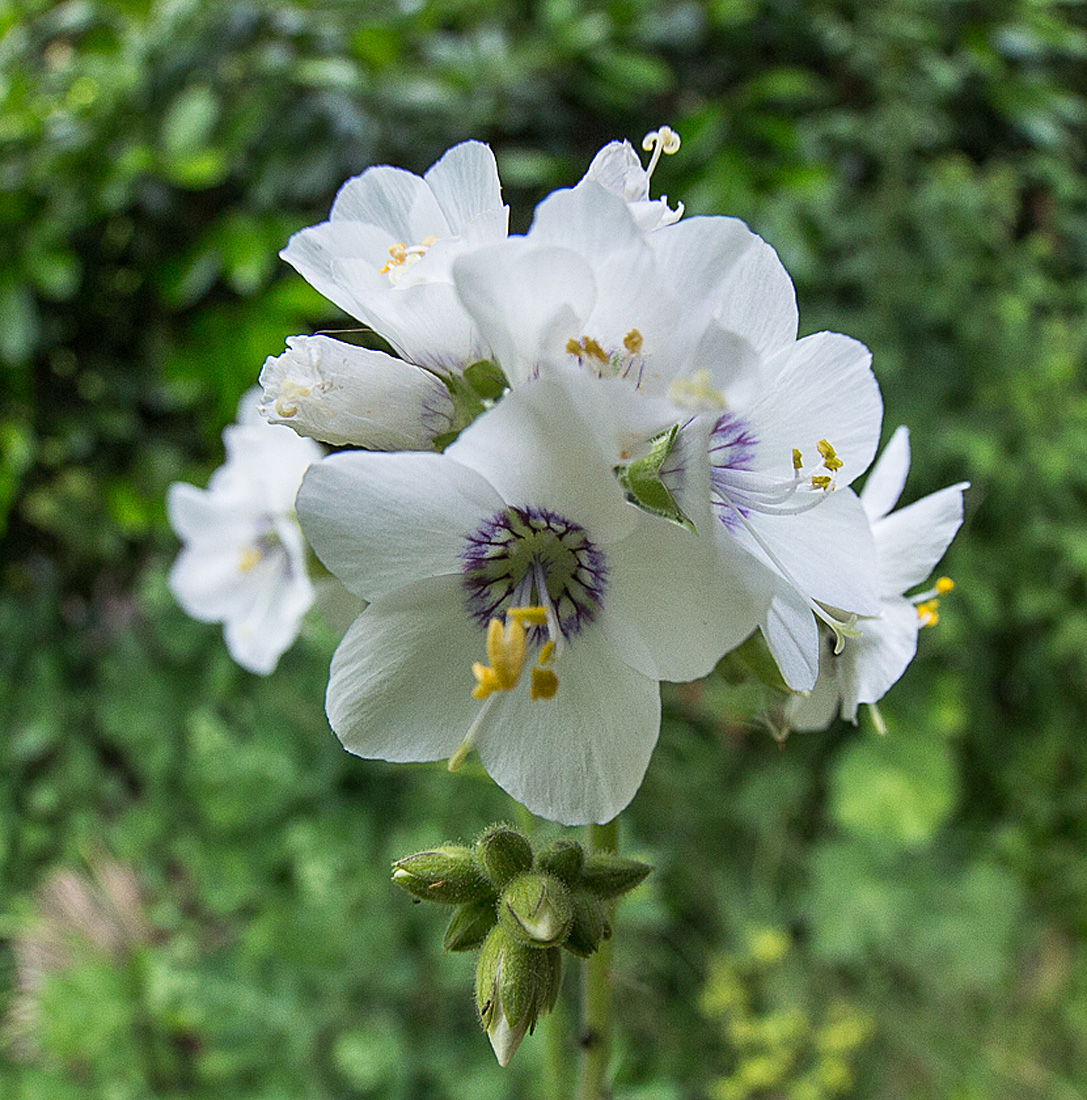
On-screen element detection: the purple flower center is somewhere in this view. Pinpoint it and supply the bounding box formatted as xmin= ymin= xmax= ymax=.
xmin=708 ymin=412 xmax=758 ymax=531
xmin=461 ymin=506 xmax=607 ymax=641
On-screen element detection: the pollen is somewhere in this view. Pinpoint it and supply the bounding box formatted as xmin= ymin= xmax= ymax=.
xmin=380 ymin=235 xmax=439 ymax=276
xmin=238 ymin=546 xmax=262 ymax=573
xmin=811 ymin=474 xmax=833 ymax=491
xmin=792 ymin=448 xmax=803 ymax=471
xmin=916 ymin=599 xmax=940 ymax=628
xmin=380 ymin=243 xmax=407 ymax=273
xmin=817 ymin=439 xmax=843 ymax=472
xmin=623 ymin=328 xmax=644 ymax=354
xmin=470 ymin=606 xmax=556 ymax=700
xmin=567 ymin=335 xmax=608 ymax=364
xmin=936 ymin=576 xmax=955 ymax=594
xmin=530 ymin=667 xmax=559 ymax=700
xmin=669 ymin=369 xmax=726 ymax=411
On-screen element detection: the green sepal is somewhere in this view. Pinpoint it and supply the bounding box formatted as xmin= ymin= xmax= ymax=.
xmin=444 ymin=897 xmax=498 ymax=952
xmin=433 ymin=361 xmax=510 ymax=450
xmin=476 ymin=825 xmax=534 ymax=890
xmin=535 ymin=839 xmax=584 ymax=886
xmin=462 ymin=358 xmax=509 ymax=401
xmin=725 ymin=631 xmax=791 ymax=696
xmin=500 ymin=873 xmax=573 ymax=948
xmin=614 ymin=423 xmax=695 ymax=532
xmin=580 ymin=853 xmax=652 ymax=900
xmin=391 ymin=845 xmax=493 ymax=905
xmin=562 ymin=894 xmax=608 ymax=958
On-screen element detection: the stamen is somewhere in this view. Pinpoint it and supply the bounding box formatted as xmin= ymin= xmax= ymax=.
xmin=916 ymin=599 xmax=940 ymax=628
xmin=380 ymin=235 xmax=439 ymax=276
xmin=936 ymin=576 xmax=955 ymax=594
xmin=811 ymin=475 xmax=832 ymax=491
xmin=238 ymin=546 xmax=262 ymax=573
xmin=623 ymin=329 xmax=644 ymax=354
xmin=531 ymin=667 xmax=558 ymax=700
xmin=867 ymin=703 xmax=887 ymax=736
xmin=472 ymin=614 xmax=527 ymax=699
xmin=641 ymin=126 xmax=681 ymax=179
xmin=792 ymin=449 xmax=803 ymax=471
xmin=566 ymin=336 xmax=609 ymax=364
xmin=669 ymin=369 xmax=726 ymax=411
xmin=817 ymin=439 xmax=843 ymax=471
xmin=911 ymin=575 xmax=955 ymax=627
xmin=273 ymin=379 xmax=313 ymax=419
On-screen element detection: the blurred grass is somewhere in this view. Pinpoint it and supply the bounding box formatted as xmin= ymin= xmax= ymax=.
xmin=1 ymin=0 xmax=1087 ymax=1097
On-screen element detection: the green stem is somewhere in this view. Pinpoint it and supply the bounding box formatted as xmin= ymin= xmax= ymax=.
xmin=577 ymin=818 xmax=619 ymax=1100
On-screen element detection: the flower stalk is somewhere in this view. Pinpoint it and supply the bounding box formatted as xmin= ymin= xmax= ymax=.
xmin=578 ymin=817 xmax=619 ymax=1100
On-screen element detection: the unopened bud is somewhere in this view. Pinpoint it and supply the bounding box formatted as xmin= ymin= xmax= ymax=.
xmin=444 ymin=897 xmax=498 ymax=953
xmin=391 ymin=845 xmax=492 ymax=905
xmin=476 ymin=826 xmax=534 ymax=890
xmin=580 ymin=853 xmax=652 ymax=900
xmin=562 ymin=894 xmax=609 ymax=958
xmin=535 ymin=839 xmax=584 ymax=885
xmin=500 ymin=873 xmax=572 ymax=947
xmin=476 ymin=926 xmax=563 ymax=1066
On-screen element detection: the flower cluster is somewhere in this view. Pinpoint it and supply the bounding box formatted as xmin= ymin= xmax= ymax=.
xmin=392 ymin=825 xmax=650 ymax=1066
xmin=168 ymin=129 xmax=966 ymax=824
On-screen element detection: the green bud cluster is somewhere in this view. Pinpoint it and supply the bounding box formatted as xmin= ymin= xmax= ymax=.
xmin=391 ymin=824 xmax=652 ymax=1065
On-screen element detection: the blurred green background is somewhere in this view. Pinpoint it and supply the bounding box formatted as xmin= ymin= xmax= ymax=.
xmin=2 ymin=0 xmax=1086 ymax=1097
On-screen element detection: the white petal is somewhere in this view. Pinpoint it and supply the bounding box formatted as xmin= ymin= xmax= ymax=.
xmin=649 ymin=215 xmax=799 ymax=359
xmin=752 ymin=332 xmax=882 ymax=483
xmin=423 ymin=140 xmax=504 ymax=233
xmin=580 ymin=140 xmax=648 ymax=202
xmin=259 ymin=335 xmax=454 ymax=449
xmin=166 ymin=482 xmax=253 ymax=545
xmin=837 ymin=598 xmax=920 ymax=719
xmin=785 ymin=654 xmax=843 ymax=731
xmin=168 ymin=542 xmax=256 ymax=623
xmin=875 ymin=483 xmax=967 ymax=595
xmin=603 ymin=513 xmax=764 ymax=682
xmin=446 ymin=373 xmax=636 ymax=544
xmin=296 ymin=450 xmax=503 ymax=601
xmin=528 ymin=181 xmax=640 ymax=257
xmin=329 ymin=164 xmax=450 ymax=240
xmin=325 ymin=576 xmax=486 ymax=762
xmin=860 ymin=426 xmax=911 ymax=520
xmin=739 ymin=488 xmax=881 ymax=616
xmin=762 ymin=586 xmax=820 ymax=691
xmin=478 ymin=624 xmax=661 ymax=825
xmin=453 ymin=240 xmax=596 ymax=383
xmin=222 ymin=550 xmax=314 ymax=675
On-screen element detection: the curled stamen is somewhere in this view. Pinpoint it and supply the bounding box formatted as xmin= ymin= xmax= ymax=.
xmin=641 ymin=126 xmax=681 ymax=179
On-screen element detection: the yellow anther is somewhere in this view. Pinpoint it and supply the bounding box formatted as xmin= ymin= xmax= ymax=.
xmin=817 ymin=439 xmax=843 ymax=472
xmin=623 ymin=328 xmax=644 ymax=354
xmin=380 ymin=242 xmax=408 ymax=273
xmin=668 ymin=369 xmax=726 ymax=411
xmin=566 ymin=336 xmax=608 ymax=364
xmin=811 ymin=474 xmax=832 ymax=491
xmin=420 ymin=234 xmax=438 ymax=248
xmin=274 ymin=379 xmax=312 ymax=419
xmin=507 ymin=605 xmax=548 ymax=626
xmin=936 ymin=576 xmax=955 ymax=594
xmin=916 ymin=599 xmax=940 ymax=628
xmin=238 ymin=546 xmax=262 ymax=573
xmin=530 ymin=667 xmax=559 ymax=700
xmin=792 ymin=448 xmax=803 ymax=471
xmin=471 ymin=662 xmax=500 ymax=700
xmin=538 ymin=639 xmax=555 ymax=665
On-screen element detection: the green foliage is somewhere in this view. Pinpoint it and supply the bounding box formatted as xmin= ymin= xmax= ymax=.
xmin=2 ymin=0 xmax=1087 ymax=1097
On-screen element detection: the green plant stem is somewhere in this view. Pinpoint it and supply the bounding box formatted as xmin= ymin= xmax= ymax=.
xmin=577 ymin=818 xmax=619 ymax=1100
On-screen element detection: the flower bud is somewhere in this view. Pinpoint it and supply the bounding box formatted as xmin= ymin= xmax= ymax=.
xmin=443 ymin=897 xmax=498 ymax=953
xmin=259 ymin=335 xmax=454 ymax=450
xmin=562 ymin=894 xmax=610 ymax=959
xmin=499 ymin=873 xmax=572 ymax=947
xmin=476 ymin=926 xmax=563 ymax=1066
xmin=535 ymin=839 xmax=584 ymax=885
xmin=476 ymin=825 xmax=533 ymax=890
xmin=391 ymin=845 xmax=492 ymax=905
xmin=580 ymin=853 xmax=652 ymax=900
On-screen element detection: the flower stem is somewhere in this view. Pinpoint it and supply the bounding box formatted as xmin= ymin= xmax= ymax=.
xmin=577 ymin=817 xmax=619 ymax=1100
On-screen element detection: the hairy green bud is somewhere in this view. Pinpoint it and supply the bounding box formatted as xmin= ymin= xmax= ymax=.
xmin=444 ymin=897 xmax=498 ymax=952
xmin=391 ymin=845 xmax=492 ymax=905
xmin=535 ymin=839 xmax=584 ymax=885
xmin=476 ymin=825 xmax=534 ymax=889
xmin=500 ymin=873 xmax=573 ymax=947
xmin=562 ymin=894 xmax=610 ymax=958
xmin=580 ymin=852 xmax=652 ymax=900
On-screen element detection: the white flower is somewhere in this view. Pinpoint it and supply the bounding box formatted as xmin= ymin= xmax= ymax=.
xmin=258 ymin=335 xmax=455 ymax=450
xmin=167 ymin=390 xmax=322 ymax=674
xmin=787 ymin=426 xmax=968 ymax=730
xmin=280 ymin=141 xmax=508 ymax=370
xmin=579 ymin=126 xmax=684 ymax=231
xmin=296 ymin=372 xmax=762 ymax=825
xmin=451 ymin=179 xmax=884 ymax=689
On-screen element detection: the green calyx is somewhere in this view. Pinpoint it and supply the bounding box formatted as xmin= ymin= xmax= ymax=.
xmin=432 ymin=360 xmax=510 ymax=450
xmin=393 ymin=824 xmax=652 ymax=1066
xmin=614 ymin=423 xmax=696 ymax=532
